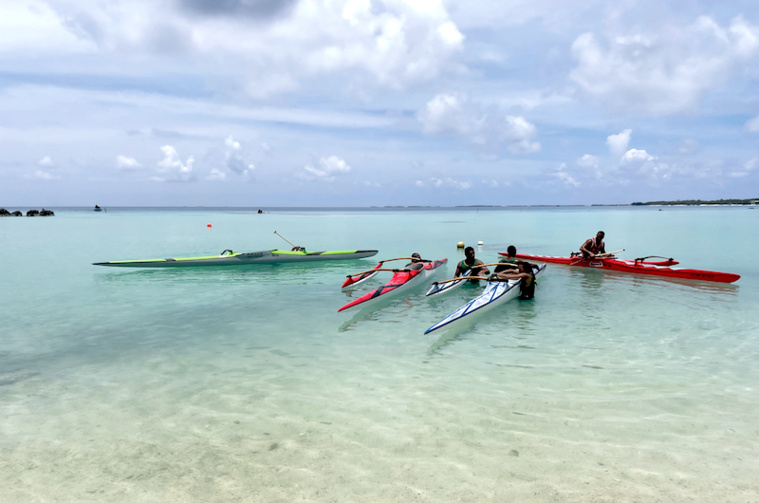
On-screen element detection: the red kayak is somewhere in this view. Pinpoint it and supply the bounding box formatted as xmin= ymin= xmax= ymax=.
xmin=338 ymin=259 xmax=448 ymax=311
xmin=502 ymin=253 xmax=740 ymax=284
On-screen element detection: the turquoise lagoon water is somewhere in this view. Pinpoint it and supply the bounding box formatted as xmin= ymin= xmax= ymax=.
xmin=1 ymin=206 xmax=758 ymax=502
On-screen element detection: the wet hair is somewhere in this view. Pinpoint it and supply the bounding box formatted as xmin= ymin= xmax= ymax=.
xmin=517 ymin=261 xmax=532 ymax=272
xmin=507 ymin=245 xmax=517 ymax=256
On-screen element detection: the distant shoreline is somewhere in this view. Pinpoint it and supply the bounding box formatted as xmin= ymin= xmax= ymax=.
xmin=2 ymin=200 xmax=757 ymax=212
xmin=631 ymin=198 xmax=758 ymax=206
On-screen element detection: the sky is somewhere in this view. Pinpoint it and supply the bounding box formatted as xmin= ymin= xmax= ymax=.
xmin=1 ymin=0 xmax=759 ymax=207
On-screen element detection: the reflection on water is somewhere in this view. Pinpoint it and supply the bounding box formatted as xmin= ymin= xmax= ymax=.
xmin=571 ymin=267 xmax=606 ymax=293
xmin=567 ymin=265 xmax=740 ymax=296
xmin=426 ymin=319 xmax=473 ymax=355
xmin=510 ymin=300 xmax=538 ymax=336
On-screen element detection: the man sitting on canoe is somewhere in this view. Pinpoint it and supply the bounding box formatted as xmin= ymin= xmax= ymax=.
xmin=489 ymin=261 xmax=536 ymax=300
xmin=455 ymin=246 xmax=490 ymax=281
xmin=580 ymin=231 xmax=606 ymax=258
xmin=403 ymin=253 xmax=426 ymax=271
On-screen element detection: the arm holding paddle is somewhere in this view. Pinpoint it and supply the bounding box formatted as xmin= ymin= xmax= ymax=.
xmin=579 ymin=231 xmax=606 ymax=258
xmin=434 ymin=275 xmax=490 ymax=284
xmin=432 ymin=261 xmax=517 ymax=286
xmin=455 ymin=246 xmax=490 ymax=277
xmin=347 ymin=267 xmax=413 ymax=277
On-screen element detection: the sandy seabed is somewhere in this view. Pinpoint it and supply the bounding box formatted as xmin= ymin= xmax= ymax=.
xmin=2 ymin=358 xmax=758 ymax=503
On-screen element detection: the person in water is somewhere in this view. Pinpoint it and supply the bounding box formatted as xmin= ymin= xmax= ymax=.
xmin=580 ymin=231 xmax=606 ymax=258
xmin=455 ymin=246 xmax=490 ymax=280
xmin=489 ymin=261 xmax=536 ymax=300
xmin=494 ymin=245 xmax=519 ymax=273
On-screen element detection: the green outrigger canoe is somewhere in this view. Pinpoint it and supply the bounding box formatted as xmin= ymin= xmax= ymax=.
xmin=93 ymin=249 xmax=378 ymax=268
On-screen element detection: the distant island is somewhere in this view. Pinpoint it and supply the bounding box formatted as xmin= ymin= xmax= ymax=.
xmin=632 ymin=198 xmax=759 ymax=206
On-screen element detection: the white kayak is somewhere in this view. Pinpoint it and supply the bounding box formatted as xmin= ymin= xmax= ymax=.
xmin=424 ymin=263 xmax=546 ymax=334
xmin=425 ymin=269 xmax=473 ymax=297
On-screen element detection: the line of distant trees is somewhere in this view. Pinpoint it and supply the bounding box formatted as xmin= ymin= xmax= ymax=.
xmin=632 ymin=198 xmax=759 ymax=206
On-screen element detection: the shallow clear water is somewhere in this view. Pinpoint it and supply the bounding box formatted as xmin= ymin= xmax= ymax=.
xmin=1 ymin=206 xmax=757 ymax=502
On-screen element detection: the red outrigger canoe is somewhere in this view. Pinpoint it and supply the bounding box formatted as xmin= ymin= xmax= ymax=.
xmin=338 ymin=259 xmax=448 ymax=311
xmin=502 ymin=253 xmax=740 ymax=284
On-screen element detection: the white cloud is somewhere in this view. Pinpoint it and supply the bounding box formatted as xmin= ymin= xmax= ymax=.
xmin=555 ymin=163 xmax=580 ymax=187
xmin=420 ymin=94 xmax=474 ymax=136
xmin=729 ymin=157 xmax=758 ymax=178
xmin=746 ymin=115 xmax=759 ymax=132
xmin=33 ymin=169 xmax=59 ymax=180
xmin=303 ymin=155 xmax=351 ymax=181
xmin=38 ymin=0 xmax=463 ymax=98
xmin=500 ymin=116 xmax=541 ymax=154
xmin=116 ymin=155 xmax=141 ymax=170
xmin=32 ymin=156 xmax=58 ymax=180
xmin=153 ymin=145 xmax=195 ymax=182
xmin=224 ymin=135 xmax=254 ymax=176
xmin=207 ymin=168 xmax=226 ymax=181
xmin=0 ymin=0 xmax=95 ymax=55
xmin=621 ymin=148 xmax=656 ymax=163
xmin=419 ymin=93 xmax=540 ymax=154
xmin=577 ymin=154 xmax=599 ymax=168
xmin=638 ymin=161 xmax=672 ymax=181
xmin=570 ymin=16 xmax=759 ymax=114
xmin=607 ymin=129 xmax=631 ymax=156
xmin=417 ymin=177 xmax=472 ymax=190
xmin=678 ymin=139 xmax=699 ymax=155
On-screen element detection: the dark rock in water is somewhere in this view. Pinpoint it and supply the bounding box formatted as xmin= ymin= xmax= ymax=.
xmin=1 ymin=208 xmax=53 ymax=216
xmin=24 ymin=208 xmax=55 ymax=216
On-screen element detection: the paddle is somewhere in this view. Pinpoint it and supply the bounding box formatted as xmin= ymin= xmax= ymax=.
xmin=431 ymin=261 xmax=518 ymax=286
xmin=376 ymin=257 xmax=419 ymax=263
xmin=479 ymin=262 xmax=518 ymax=268
xmin=346 ymin=267 xmax=418 ymax=277
xmin=598 ymin=249 xmax=624 ymax=257
xmin=570 ymin=249 xmax=624 ymax=265
xmin=433 ymin=275 xmax=490 ymax=284
xmin=273 ymin=230 xmax=307 ymax=251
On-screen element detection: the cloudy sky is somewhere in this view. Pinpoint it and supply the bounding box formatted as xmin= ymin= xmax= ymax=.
xmin=2 ymin=0 xmax=759 ymax=207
